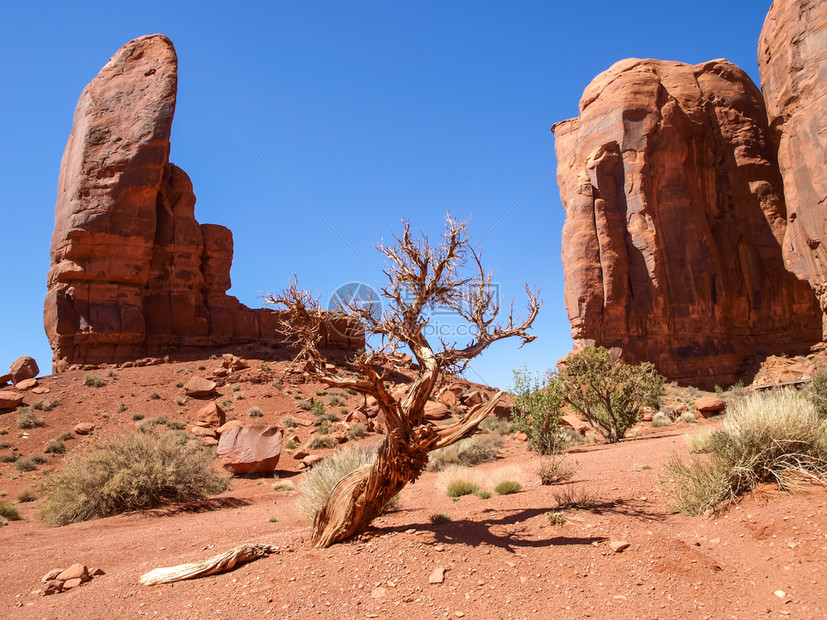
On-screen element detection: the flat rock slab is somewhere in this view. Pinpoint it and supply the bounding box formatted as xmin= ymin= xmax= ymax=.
xmin=217 ymin=423 xmax=282 ymax=475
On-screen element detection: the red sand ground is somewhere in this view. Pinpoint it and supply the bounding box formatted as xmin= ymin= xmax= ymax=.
xmin=1 ymin=359 xmax=825 ymax=619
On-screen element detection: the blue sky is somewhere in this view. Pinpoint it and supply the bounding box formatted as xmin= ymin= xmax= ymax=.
xmin=0 ymin=1 xmax=772 ymax=388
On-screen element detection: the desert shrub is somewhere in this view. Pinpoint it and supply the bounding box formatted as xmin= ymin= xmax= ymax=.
xmin=679 ymin=412 xmax=697 ymax=424
xmin=437 ymin=466 xmax=480 ymax=497
xmin=510 ymin=366 xmax=566 ymax=455
xmin=154 ymin=415 xmax=169 ymax=426
xmin=39 ymin=430 xmax=227 ymax=526
xmin=665 ymin=389 xmax=827 ymax=516
xmin=174 ymin=396 xmax=186 ymax=406
xmin=297 ymin=444 xmax=378 ymax=519
xmin=328 ymin=395 xmax=345 ymax=407
xmin=16 ymin=488 xmax=36 ymax=503
xmin=426 ymin=435 xmax=501 ymax=472
xmin=684 ymin=428 xmax=715 ymax=453
xmin=480 ymin=415 xmax=513 ymax=436
xmin=429 ymin=513 xmax=451 ymax=524
xmin=808 ymin=371 xmax=827 ymax=418
xmin=284 ymin=439 xmax=298 ymax=451
xmin=559 ymin=346 xmax=664 ymax=443
xmin=306 ymin=436 xmax=337 ymax=450
xmin=232 ymin=385 xmax=240 ymax=392
xmin=553 ymin=485 xmax=599 ymax=510
xmin=136 ymin=418 xmax=154 ymax=433
xmin=259 ymin=362 xmax=271 ymax=372
xmin=547 ymin=510 xmax=566 ymax=525
xmin=473 ymin=490 xmax=492 ymax=499
xmin=494 ymin=480 xmax=522 ymax=495
xmin=0 ymin=441 xmax=10 ymax=449
xmin=0 ymin=502 xmax=20 ymax=521
xmin=84 ymin=375 xmax=107 ymax=388
xmin=315 ymin=390 xmax=328 ymax=397
xmin=298 ymin=399 xmax=314 ymax=411
xmin=652 ymin=412 xmax=671 ymax=428
xmin=314 ymin=411 xmax=340 ymax=426
xmin=248 ymin=407 xmax=264 ymax=418
xmin=58 ymin=431 xmax=73 ymax=441
xmin=282 ymin=416 xmax=297 ymax=428
xmin=44 ymin=440 xmax=66 ymax=454
xmin=273 ymin=482 xmax=294 ymax=492
xmin=31 ymin=454 xmax=48 ymax=464
xmin=347 ymin=422 xmax=367 ymax=439
xmin=18 ymin=408 xmax=45 ymax=430
xmin=0 ymin=453 xmax=17 ymax=463
xmin=311 ymin=400 xmax=325 ymax=416
xmin=165 ymin=419 xmax=186 ymax=431
xmin=221 ymin=399 xmax=234 ymax=409
xmin=272 ymin=380 xmax=283 ymax=390
xmin=149 ymin=393 xmax=160 ymax=400
xmin=15 ymin=457 xmax=37 ymax=472
xmin=34 ymin=400 xmax=59 ymax=412
xmin=131 ymin=412 xmax=144 ymax=421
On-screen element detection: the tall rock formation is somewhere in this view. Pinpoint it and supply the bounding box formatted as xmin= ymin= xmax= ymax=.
xmin=45 ymin=35 xmax=360 ymax=371
xmin=553 ymin=58 xmax=822 ymax=387
xmin=759 ymin=0 xmax=827 ymax=331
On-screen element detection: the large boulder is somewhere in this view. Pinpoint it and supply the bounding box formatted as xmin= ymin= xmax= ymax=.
xmin=759 ymin=0 xmax=827 ymax=332
xmin=10 ymin=356 xmax=39 ymax=384
xmin=0 ymin=391 xmax=25 ymax=410
xmin=44 ymin=35 xmax=363 ymax=373
xmin=217 ymin=423 xmax=283 ymax=475
xmin=553 ymin=58 xmax=822 ymax=388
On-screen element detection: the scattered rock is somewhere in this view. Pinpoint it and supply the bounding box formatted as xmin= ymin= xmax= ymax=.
xmin=73 ymin=422 xmax=95 ymax=435
xmin=695 ymin=396 xmax=726 ymax=417
xmin=42 ymin=580 xmax=63 ymax=596
xmin=773 ymin=590 xmax=786 ymax=599
xmin=14 ymin=378 xmax=38 ymax=391
xmin=0 ymin=390 xmax=25 ymax=410
xmin=184 ymin=376 xmax=217 ymax=398
xmin=89 ymin=567 xmax=106 ymax=577
xmin=62 ymin=578 xmax=83 ymax=590
xmin=42 ymin=569 xmax=64 ymax=583
xmin=221 ymin=354 xmax=248 ymax=371
xmin=423 ymin=401 xmax=450 ymax=420
xmin=57 ymin=564 xmax=90 ymax=582
xmin=217 ymin=423 xmax=283 ymax=475
xmin=10 ymin=356 xmax=39 ymax=384
xmin=429 ymin=566 xmax=446 ymax=584
xmin=610 ymin=540 xmax=630 ymax=553
xmin=302 ymin=454 xmax=325 ymax=468
xmin=216 ymin=420 xmax=243 ymax=434
xmin=293 ymin=450 xmax=310 ymax=460
xmin=561 ymin=414 xmax=588 ymax=434
xmin=201 ymin=437 xmax=219 ymax=447
xmin=189 ymin=426 xmax=218 ymax=438
xmin=513 ymin=431 xmax=528 ymax=442
xmin=370 ymin=587 xmax=386 ymax=599
xmin=32 ymin=386 xmax=50 ymax=395
xmin=461 ymin=390 xmax=482 ymax=406
xmin=196 ymin=401 xmax=226 ymax=427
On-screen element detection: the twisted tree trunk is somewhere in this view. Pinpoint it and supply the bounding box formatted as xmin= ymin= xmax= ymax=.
xmin=310 ymin=394 xmax=502 ymax=548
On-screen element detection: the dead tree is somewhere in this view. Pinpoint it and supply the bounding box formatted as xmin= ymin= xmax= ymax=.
xmin=266 ymin=215 xmax=539 ymax=548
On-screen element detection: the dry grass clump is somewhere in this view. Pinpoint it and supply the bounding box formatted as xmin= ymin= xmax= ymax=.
xmin=39 ymin=431 xmax=227 ymax=526
xmin=538 ymin=456 xmax=576 ymax=485
xmin=651 ymin=411 xmax=671 ymax=427
xmin=553 ymin=485 xmax=600 ymax=510
xmin=665 ymin=389 xmax=827 ymax=516
xmin=297 ymin=444 xmax=378 ymax=520
xmin=0 ymin=501 xmax=21 ymax=524
xmin=437 ymin=466 xmax=481 ymax=497
xmin=426 ymin=435 xmax=501 ymax=472
xmin=17 ymin=408 xmax=46 ymax=430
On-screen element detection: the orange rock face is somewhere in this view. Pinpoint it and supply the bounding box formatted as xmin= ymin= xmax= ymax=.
xmin=553 ymin=58 xmax=822 ymax=388
xmin=759 ymin=0 xmax=827 ymax=330
xmin=45 ymin=35 xmax=362 ymax=371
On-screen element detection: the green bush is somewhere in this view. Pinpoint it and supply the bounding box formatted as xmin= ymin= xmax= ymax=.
xmin=39 ymin=430 xmax=227 ymax=525
xmin=311 ymin=400 xmax=326 ymax=416
xmin=666 ymin=390 xmax=827 ymax=516
xmin=297 ymin=444 xmax=378 ymax=520
xmin=45 ymin=440 xmax=66 ymax=454
xmin=510 ymin=366 xmax=566 ymax=454
xmin=808 ymin=371 xmax=827 ymax=419
xmin=437 ymin=466 xmax=480 ymax=497
xmin=426 ymin=435 xmax=501 ymax=472
xmin=494 ymin=480 xmax=522 ymax=495
xmin=473 ymin=490 xmax=492 ymax=499
xmin=559 ymin=346 xmax=664 ymax=443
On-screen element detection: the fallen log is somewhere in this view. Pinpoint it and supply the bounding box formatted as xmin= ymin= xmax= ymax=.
xmin=139 ymin=543 xmax=280 ymax=586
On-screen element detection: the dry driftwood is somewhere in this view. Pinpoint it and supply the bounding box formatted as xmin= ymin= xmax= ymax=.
xmin=139 ymin=544 xmax=280 ymax=586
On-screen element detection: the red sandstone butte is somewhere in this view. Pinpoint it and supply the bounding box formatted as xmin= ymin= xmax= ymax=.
xmin=759 ymin=0 xmax=827 ymax=331
xmin=44 ymin=35 xmax=361 ymax=372
xmin=553 ymin=58 xmax=821 ymax=388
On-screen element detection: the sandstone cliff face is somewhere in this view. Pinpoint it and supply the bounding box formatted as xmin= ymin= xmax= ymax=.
xmin=759 ymin=0 xmax=827 ymax=330
xmin=553 ymin=58 xmax=822 ymax=387
xmin=46 ymin=35 xmax=359 ymax=371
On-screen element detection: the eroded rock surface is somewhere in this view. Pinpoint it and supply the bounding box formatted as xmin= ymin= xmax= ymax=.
xmin=45 ymin=35 xmax=361 ymax=371
xmin=759 ymin=0 xmax=827 ymax=329
xmin=553 ymin=58 xmax=821 ymax=387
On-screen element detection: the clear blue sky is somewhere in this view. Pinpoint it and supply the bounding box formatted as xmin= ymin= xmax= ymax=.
xmin=0 ymin=1 xmax=772 ymax=388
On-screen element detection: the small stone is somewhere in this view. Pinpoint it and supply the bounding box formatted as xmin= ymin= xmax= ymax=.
xmin=42 ymin=580 xmax=63 ymax=596
xmin=429 ymin=566 xmax=445 ymax=584
xmin=370 ymin=587 xmax=386 ymax=599
xmin=41 ymin=568 xmax=65 ymax=583
xmin=610 ymin=540 xmax=630 ymax=553
xmin=293 ymin=450 xmax=309 ymax=460
xmin=62 ymin=578 xmax=82 ymax=590
xmin=14 ymin=378 xmax=38 ymax=391
xmin=196 ymin=402 xmax=225 ymax=428
xmin=32 ymin=387 xmax=50 ymax=395
xmin=57 ymin=563 xmax=90 ymax=582
xmin=513 ymin=431 xmax=528 ymax=442
xmin=184 ymin=376 xmax=217 ymax=398
xmin=774 ymin=590 xmax=786 ymax=599
xmin=455 ymin=612 xmax=465 ymax=618
xmin=73 ymin=422 xmax=95 ymax=435
xmin=302 ymin=454 xmax=325 ymax=468
xmin=89 ymin=567 xmax=106 ymax=576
